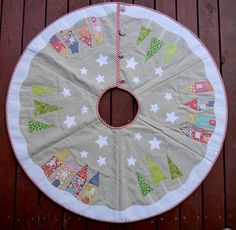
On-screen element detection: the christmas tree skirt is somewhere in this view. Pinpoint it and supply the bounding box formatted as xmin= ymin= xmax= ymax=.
xmin=7 ymin=2 xmax=227 ymax=222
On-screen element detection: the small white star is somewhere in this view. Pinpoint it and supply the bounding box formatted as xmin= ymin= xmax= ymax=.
xmin=134 ymin=132 xmax=142 ymax=141
xmin=97 ymin=156 xmax=106 ymax=166
xmin=165 ymin=111 xmax=178 ymax=124
xmin=81 ymin=106 xmax=88 ymax=114
xmin=126 ymin=57 xmax=138 ymax=69
xmin=96 ymin=74 xmax=105 ymax=83
xmin=80 ymin=67 xmax=88 ymax=75
xmin=96 ymin=54 xmax=108 ymax=67
xmin=154 ymin=67 xmax=164 ymax=76
xmin=149 ymin=137 xmax=161 ymax=150
xmin=80 ymin=150 xmax=89 ymax=158
xmin=127 ymin=156 xmax=136 ymax=166
xmin=164 ymin=93 xmax=173 ymax=101
xmin=95 ymin=135 xmax=108 ymax=149
xmin=61 ymin=88 xmax=71 ymax=98
xmin=132 ymin=76 xmax=140 ymax=85
xmin=63 ymin=115 xmax=76 ymax=128
xmin=150 ymin=104 xmax=159 ymax=113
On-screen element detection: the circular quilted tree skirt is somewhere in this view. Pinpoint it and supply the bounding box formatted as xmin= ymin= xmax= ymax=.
xmin=7 ymin=2 xmax=227 ymax=223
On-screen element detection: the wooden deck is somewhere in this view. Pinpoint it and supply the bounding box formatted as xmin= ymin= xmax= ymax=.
xmin=0 ymin=0 xmax=235 ymax=229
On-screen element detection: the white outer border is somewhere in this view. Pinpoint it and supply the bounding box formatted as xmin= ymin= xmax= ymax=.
xmin=6 ymin=2 xmax=228 ymax=223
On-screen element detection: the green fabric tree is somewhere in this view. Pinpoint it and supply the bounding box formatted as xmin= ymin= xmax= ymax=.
xmin=167 ymin=156 xmax=183 ymax=179
xmin=163 ymin=43 xmax=178 ymax=64
xmin=146 ymin=155 xmax=167 ymax=184
xmin=29 ymin=120 xmax=53 ymax=133
xmin=145 ymin=37 xmax=164 ymax=61
xmin=136 ymin=172 xmax=153 ymax=196
xmin=32 ymin=84 xmax=55 ymax=96
xmin=34 ymin=100 xmax=62 ymax=115
xmin=136 ymin=26 xmax=152 ymax=45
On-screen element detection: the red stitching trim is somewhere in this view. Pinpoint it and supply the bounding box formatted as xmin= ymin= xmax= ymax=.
xmin=116 ymin=2 xmax=121 ymax=85
xmin=6 ymin=1 xmax=228 ymax=223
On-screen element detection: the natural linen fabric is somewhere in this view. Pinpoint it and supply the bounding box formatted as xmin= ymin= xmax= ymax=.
xmin=7 ymin=3 xmax=227 ymax=222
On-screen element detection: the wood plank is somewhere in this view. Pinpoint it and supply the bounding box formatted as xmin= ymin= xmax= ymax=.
xmin=37 ymin=1 xmax=68 ymax=229
xmin=0 ymin=0 xmax=24 ymax=229
xmin=14 ymin=1 xmax=46 ymax=229
xmin=219 ymin=0 xmax=236 ymax=228
xmin=99 ymin=90 xmax=111 ymax=126
xmin=155 ymin=1 xmax=180 ymax=229
xmin=69 ymin=0 xmax=89 ymax=11
xmin=133 ymin=218 xmax=156 ymax=230
xmin=63 ymin=212 xmax=86 ymax=230
xmin=198 ymin=0 xmax=225 ymax=229
xmin=176 ymin=1 xmax=203 ymax=229
xmin=111 ymin=88 xmax=134 ymax=127
xmin=86 ymin=219 xmax=110 ymax=230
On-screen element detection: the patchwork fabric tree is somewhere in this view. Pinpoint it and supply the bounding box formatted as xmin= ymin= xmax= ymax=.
xmin=34 ymin=100 xmax=63 ymax=116
xmin=145 ymin=38 xmax=164 ymax=61
xmin=136 ymin=172 xmax=153 ymax=196
xmin=28 ymin=120 xmax=53 ymax=133
xmin=137 ymin=26 xmax=152 ymax=45
xmin=32 ymin=84 xmax=55 ymax=96
xmin=163 ymin=43 xmax=178 ymax=64
xmin=167 ymin=156 xmax=183 ymax=179
xmin=146 ymin=155 xmax=167 ymax=184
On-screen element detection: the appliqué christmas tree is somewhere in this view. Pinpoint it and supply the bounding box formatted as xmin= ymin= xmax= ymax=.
xmin=145 ymin=37 xmax=164 ymax=61
xmin=146 ymin=155 xmax=167 ymax=184
xmin=167 ymin=156 xmax=183 ymax=179
xmin=32 ymin=84 xmax=55 ymax=96
xmin=34 ymin=100 xmax=63 ymax=115
xmin=136 ymin=172 xmax=153 ymax=196
xmin=164 ymin=43 xmax=178 ymax=64
xmin=137 ymin=26 xmax=152 ymax=45
xmin=28 ymin=120 xmax=53 ymax=133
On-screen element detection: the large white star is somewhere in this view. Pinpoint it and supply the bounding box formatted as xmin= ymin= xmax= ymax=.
xmin=96 ymin=54 xmax=108 ymax=67
xmin=164 ymin=93 xmax=173 ymax=101
xmin=95 ymin=135 xmax=108 ymax=149
xmin=81 ymin=106 xmax=88 ymax=114
xmin=127 ymin=156 xmax=136 ymax=166
xmin=97 ymin=156 xmax=106 ymax=166
xmin=63 ymin=115 xmax=76 ymax=128
xmin=150 ymin=104 xmax=159 ymax=113
xmin=149 ymin=137 xmax=161 ymax=150
xmin=132 ymin=76 xmax=140 ymax=85
xmin=165 ymin=111 xmax=178 ymax=124
xmin=61 ymin=88 xmax=71 ymax=98
xmin=134 ymin=132 xmax=142 ymax=141
xmin=154 ymin=67 xmax=164 ymax=76
xmin=80 ymin=67 xmax=88 ymax=75
xmin=96 ymin=74 xmax=105 ymax=83
xmin=126 ymin=57 xmax=138 ymax=69
xmin=80 ymin=150 xmax=89 ymax=158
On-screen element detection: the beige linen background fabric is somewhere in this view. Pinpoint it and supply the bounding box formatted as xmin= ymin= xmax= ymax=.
xmin=7 ymin=2 xmax=227 ymax=222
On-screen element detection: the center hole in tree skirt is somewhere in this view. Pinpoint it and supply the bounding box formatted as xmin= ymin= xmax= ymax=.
xmin=98 ymin=88 xmax=139 ymax=128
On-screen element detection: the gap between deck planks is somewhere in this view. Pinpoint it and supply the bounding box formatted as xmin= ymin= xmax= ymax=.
xmin=0 ymin=0 xmax=233 ymax=229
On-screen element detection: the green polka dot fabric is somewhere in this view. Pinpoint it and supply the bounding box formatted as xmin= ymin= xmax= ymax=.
xmin=7 ymin=2 xmax=227 ymax=222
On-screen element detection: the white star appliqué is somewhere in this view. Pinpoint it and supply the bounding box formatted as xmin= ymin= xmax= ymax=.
xmin=126 ymin=57 xmax=138 ymax=69
xmin=150 ymin=104 xmax=159 ymax=113
xmin=95 ymin=135 xmax=108 ymax=149
xmin=80 ymin=67 xmax=88 ymax=75
xmin=96 ymin=54 xmax=108 ymax=67
xmin=134 ymin=132 xmax=142 ymax=141
xmin=81 ymin=106 xmax=88 ymax=114
xmin=96 ymin=74 xmax=105 ymax=83
xmin=154 ymin=67 xmax=164 ymax=76
xmin=165 ymin=111 xmax=178 ymax=124
xmin=164 ymin=93 xmax=173 ymax=101
xmin=61 ymin=88 xmax=71 ymax=98
xmin=97 ymin=156 xmax=106 ymax=166
xmin=127 ymin=156 xmax=136 ymax=166
xmin=149 ymin=137 xmax=161 ymax=150
xmin=63 ymin=115 xmax=76 ymax=128
xmin=80 ymin=150 xmax=89 ymax=158
xmin=132 ymin=76 xmax=140 ymax=85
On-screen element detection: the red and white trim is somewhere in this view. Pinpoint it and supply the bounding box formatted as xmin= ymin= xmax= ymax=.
xmin=6 ymin=2 xmax=228 ymax=223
